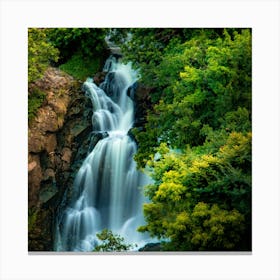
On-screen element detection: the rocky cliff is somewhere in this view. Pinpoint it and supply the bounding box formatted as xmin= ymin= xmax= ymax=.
xmin=28 ymin=67 xmax=93 ymax=251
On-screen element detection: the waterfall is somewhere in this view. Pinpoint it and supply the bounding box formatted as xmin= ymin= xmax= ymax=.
xmin=55 ymin=55 xmax=151 ymax=252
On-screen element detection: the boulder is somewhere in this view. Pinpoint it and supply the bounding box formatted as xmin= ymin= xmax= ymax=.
xmin=28 ymin=128 xmax=46 ymax=153
xmin=47 ymin=93 xmax=68 ymax=115
xmin=35 ymin=106 xmax=59 ymax=132
xmin=39 ymin=182 xmax=58 ymax=204
xmin=70 ymin=123 xmax=91 ymax=138
xmin=34 ymin=67 xmax=74 ymax=91
xmin=28 ymin=161 xmax=37 ymax=172
xmin=138 ymin=242 xmax=163 ymax=252
xmin=93 ymin=72 xmax=106 ymax=86
xmin=43 ymin=168 xmax=55 ymax=181
xmin=61 ymin=147 xmax=72 ymax=163
xmin=88 ymin=131 xmax=109 ymax=152
xmin=127 ymin=82 xmax=152 ymax=128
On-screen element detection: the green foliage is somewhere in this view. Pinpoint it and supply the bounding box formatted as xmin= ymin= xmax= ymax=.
xmin=47 ymin=28 xmax=107 ymax=63
xmin=140 ymin=202 xmax=245 ymax=251
xmin=28 ymin=87 xmax=46 ymax=120
xmin=59 ymin=52 xmax=102 ymax=80
xmin=139 ymin=131 xmax=251 ymax=250
xmin=111 ymin=29 xmax=230 ymax=100
xmin=132 ymin=29 xmax=251 ymax=168
xmin=118 ymin=28 xmax=252 ymax=250
xmin=28 ymin=207 xmax=38 ymax=232
xmin=28 ymin=28 xmax=59 ymax=83
xmin=93 ymin=229 xmax=135 ymax=252
xmin=163 ymin=203 xmax=245 ymax=251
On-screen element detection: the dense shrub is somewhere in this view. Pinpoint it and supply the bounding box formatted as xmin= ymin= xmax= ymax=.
xmin=28 ymin=28 xmax=59 ymax=83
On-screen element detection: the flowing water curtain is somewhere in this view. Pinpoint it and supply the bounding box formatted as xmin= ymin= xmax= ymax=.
xmin=55 ymin=55 xmax=151 ymax=252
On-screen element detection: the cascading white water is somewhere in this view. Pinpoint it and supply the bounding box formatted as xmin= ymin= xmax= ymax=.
xmin=55 ymin=55 xmax=151 ymax=251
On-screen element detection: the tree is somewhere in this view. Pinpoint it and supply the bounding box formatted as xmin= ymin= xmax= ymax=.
xmin=46 ymin=28 xmax=108 ymax=80
xmin=164 ymin=202 xmax=245 ymax=251
xmin=46 ymin=28 xmax=107 ymax=63
xmin=121 ymin=28 xmax=252 ymax=250
xmin=93 ymin=229 xmax=134 ymax=252
xmin=28 ymin=28 xmax=59 ymax=83
xmin=138 ymin=131 xmax=251 ymax=250
xmin=133 ymin=29 xmax=251 ymax=168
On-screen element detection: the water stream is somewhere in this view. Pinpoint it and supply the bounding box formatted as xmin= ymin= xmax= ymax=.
xmin=55 ymin=56 xmax=151 ymax=251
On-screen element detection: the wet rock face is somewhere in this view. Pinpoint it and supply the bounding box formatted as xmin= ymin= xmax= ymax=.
xmin=127 ymin=82 xmax=153 ymax=128
xmin=93 ymin=72 xmax=106 ymax=86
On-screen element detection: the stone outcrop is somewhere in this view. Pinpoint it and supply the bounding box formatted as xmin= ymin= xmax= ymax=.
xmin=28 ymin=68 xmax=73 ymax=207
xmin=127 ymin=82 xmax=153 ymax=128
xmin=138 ymin=242 xmax=163 ymax=252
xmin=93 ymin=71 xmax=106 ymax=86
xmin=28 ymin=67 xmax=93 ymax=251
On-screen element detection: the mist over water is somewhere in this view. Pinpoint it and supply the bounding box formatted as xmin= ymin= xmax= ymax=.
xmin=55 ymin=56 xmax=151 ymax=251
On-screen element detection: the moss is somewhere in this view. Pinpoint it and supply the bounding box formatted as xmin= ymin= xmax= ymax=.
xmin=59 ymin=52 xmax=102 ymax=81
xmin=28 ymin=87 xmax=46 ymax=120
xmin=28 ymin=208 xmax=39 ymax=232
xmin=56 ymin=88 xmax=68 ymax=97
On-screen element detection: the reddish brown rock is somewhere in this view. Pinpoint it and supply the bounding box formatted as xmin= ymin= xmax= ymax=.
xmin=28 ymin=154 xmax=43 ymax=207
xmin=35 ymin=106 xmax=59 ymax=132
xmin=61 ymin=147 xmax=72 ymax=171
xmin=28 ymin=161 xmax=37 ymax=172
xmin=47 ymin=92 xmax=69 ymax=115
xmin=43 ymin=168 xmax=55 ymax=181
xmin=28 ymin=65 xmax=94 ymax=251
xmin=34 ymin=67 xmax=74 ymax=91
xmin=28 ymin=129 xmax=45 ymax=153
xmin=28 ymin=67 xmax=75 ymax=208
xmin=45 ymin=133 xmax=57 ymax=154
xmin=62 ymin=147 xmax=72 ymax=163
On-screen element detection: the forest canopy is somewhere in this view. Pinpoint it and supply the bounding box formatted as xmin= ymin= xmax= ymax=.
xmin=111 ymin=28 xmax=252 ymax=250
